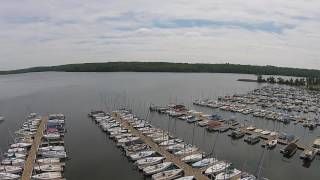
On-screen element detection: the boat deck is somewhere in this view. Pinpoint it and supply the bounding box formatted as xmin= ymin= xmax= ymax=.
xmin=113 ymin=113 xmax=210 ymax=180
xmin=21 ymin=116 xmax=48 ymax=180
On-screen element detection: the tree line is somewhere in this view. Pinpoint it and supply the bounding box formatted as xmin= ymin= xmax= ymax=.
xmin=257 ymin=75 xmax=320 ymax=90
xmin=1 ymin=62 xmax=320 ymax=78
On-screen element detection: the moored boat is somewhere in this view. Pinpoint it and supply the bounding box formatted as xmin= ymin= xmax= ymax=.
xmin=32 ymin=172 xmax=62 ymax=180
xmin=143 ymin=162 xmax=173 ymax=175
xmin=151 ymin=169 xmax=183 ymax=180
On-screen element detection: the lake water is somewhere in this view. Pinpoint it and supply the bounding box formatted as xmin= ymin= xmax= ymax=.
xmin=0 ymin=72 xmax=319 ymax=180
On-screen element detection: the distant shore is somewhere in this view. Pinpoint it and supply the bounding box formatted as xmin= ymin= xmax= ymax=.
xmin=1 ymin=62 xmax=320 ymax=78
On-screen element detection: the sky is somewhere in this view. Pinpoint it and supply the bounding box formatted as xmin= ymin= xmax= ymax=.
xmin=1 ymin=0 xmax=320 ymax=70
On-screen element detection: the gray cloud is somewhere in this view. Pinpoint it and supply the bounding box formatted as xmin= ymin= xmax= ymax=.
xmin=0 ymin=0 xmax=320 ymax=70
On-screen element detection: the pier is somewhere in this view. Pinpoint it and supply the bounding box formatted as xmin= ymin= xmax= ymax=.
xmin=239 ymin=127 xmax=306 ymax=150
xmin=113 ymin=113 xmax=210 ymax=180
xmin=21 ymin=116 xmax=48 ymax=180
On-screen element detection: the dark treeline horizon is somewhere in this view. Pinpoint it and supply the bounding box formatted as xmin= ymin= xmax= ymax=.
xmin=1 ymin=62 xmax=320 ymax=78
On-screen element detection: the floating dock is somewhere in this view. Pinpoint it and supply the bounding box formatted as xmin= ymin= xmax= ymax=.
xmin=21 ymin=116 xmax=48 ymax=180
xmin=239 ymin=127 xmax=306 ymax=150
xmin=113 ymin=113 xmax=210 ymax=180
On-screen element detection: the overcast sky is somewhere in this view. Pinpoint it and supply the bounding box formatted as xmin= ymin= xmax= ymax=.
xmin=1 ymin=0 xmax=320 ymax=70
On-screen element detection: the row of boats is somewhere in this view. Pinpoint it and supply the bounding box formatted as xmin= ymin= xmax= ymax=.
xmin=32 ymin=113 xmax=67 ymax=180
xmin=150 ymin=104 xmax=320 ymax=164
xmin=222 ymin=86 xmax=320 ymax=114
xmin=193 ymin=99 xmax=319 ymax=127
xmin=89 ymin=109 xmax=258 ymax=180
xmin=0 ymin=113 xmax=40 ymax=180
xmin=0 ymin=113 xmax=67 ymax=180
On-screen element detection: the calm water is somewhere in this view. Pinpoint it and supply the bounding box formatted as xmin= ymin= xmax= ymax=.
xmin=0 ymin=72 xmax=319 ymax=180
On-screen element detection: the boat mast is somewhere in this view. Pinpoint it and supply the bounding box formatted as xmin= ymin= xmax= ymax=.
xmin=255 ymin=145 xmax=267 ymax=179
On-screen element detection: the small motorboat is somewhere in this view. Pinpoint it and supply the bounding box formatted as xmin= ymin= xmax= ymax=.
xmin=0 ymin=172 xmax=20 ymax=180
xmin=151 ymin=169 xmax=183 ymax=180
xmin=143 ymin=162 xmax=173 ymax=175
xmin=281 ymin=143 xmax=297 ymax=157
xmin=204 ymin=161 xmax=231 ymax=175
xmin=192 ymin=158 xmax=218 ymax=168
xmin=266 ymin=139 xmax=277 ymax=149
xmin=181 ymin=153 xmax=203 ymax=163
xmin=215 ymin=168 xmax=242 ymax=180
xmin=130 ymin=151 xmax=156 ymax=161
xmin=32 ymin=172 xmax=62 ymax=180
xmin=300 ymin=148 xmax=317 ymax=161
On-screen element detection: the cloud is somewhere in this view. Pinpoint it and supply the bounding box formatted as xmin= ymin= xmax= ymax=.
xmin=0 ymin=0 xmax=320 ymax=70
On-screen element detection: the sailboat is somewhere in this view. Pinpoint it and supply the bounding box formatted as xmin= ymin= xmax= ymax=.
xmin=215 ymin=168 xmax=242 ymax=180
xmin=174 ymin=146 xmax=198 ymax=156
xmin=32 ymin=172 xmax=62 ymax=180
xmin=0 ymin=165 xmax=23 ymax=174
xmin=181 ymin=153 xmax=203 ymax=163
xmin=135 ymin=157 xmax=165 ymax=168
xmin=129 ymin=150 xmax=156 ymax=161
xmin=151 ymin=169 xmax=183 ymax=180
xmin=143 ymin=162 xmax=173 ymax=175
xmin=204 ymin=161 xmax=231 ymax=175
xmin=0 ymin=172 xmax=20 ymax=180
xmin=192 ymin=158 xmax=218 ymax=168
xmin=34 ymin=164 xmax=64 ymax=172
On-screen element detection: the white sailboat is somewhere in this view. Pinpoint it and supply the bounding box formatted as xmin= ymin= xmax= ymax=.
xmin=0 ymin=166 xmax=23 ymax=174
xmin=39 ymin=151 xmax=67 ymax=159
xmin=34 ymin=164 xmax=64 ymax=172
xmin=174 ymin=147 xmax=198 ymax=156
xmin=215 ymin=168 xmax=242 ymax=180
xmin=135 ymin=157 xmax=165 ymax=168
xmin=143 ymin=162 xmax=173 ymax=175
xmin=32 ymin=172 xmax=62 ymax=180
xmin=0 ymin=172 xmax=20 ymax=180
xmin=175 ymin=176 xmax=195 ymax=180
xmin=129 ymin=150 xmax=156 ymax=161
xmin=38 ymin=146 xmax=65 ymax=152
xmin=192 ymin=158 xmax=218 ymax=168
xmin=181 ymin=153 xmax=203 ymax=163
xmin=151 ymin=169 xmax=183 ymax=180
xmin=43 ymin=133 xmax=60 ymax=140
xmin=37 ymin=158 xmax=60 ymax=164
xmin=204 ymin=161 xmax=231 ymax=175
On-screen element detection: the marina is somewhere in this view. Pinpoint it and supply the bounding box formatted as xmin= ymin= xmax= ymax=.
xmin=1 ymin=113 xmax=68 ymax=180
xmin=89 ymin=109 xmax=260 ymax=180
xmin=1 ymin=72 xmax=320 ymax=180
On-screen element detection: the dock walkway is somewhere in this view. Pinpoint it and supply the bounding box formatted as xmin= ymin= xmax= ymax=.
xmin=113 ymin=113 xmax=210 ymax=180
xmin=21 ymin=116 xmax=48 ymax=180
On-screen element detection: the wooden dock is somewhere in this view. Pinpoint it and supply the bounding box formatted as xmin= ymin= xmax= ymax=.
xmin=21 ymin=116 xmax=48 ymax=180
xmin=239 ymin=127 xmax=306 ymax=150
xmin=113 ymin=113 xmax=210 ymax=180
